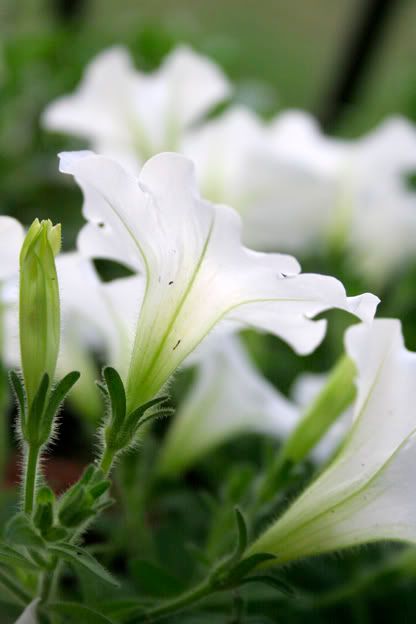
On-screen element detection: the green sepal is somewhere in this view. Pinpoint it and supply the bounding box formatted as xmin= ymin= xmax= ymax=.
xmin=48 ymin=543 xmax=119 ymax=587
xmin=225 ymin=553 xmax=276 ymax=585
xmin=34 ymin=486 xmax=55 ymax=535
xmin=40 ymin=370 xmax=80 ymax=442
xmin=26 ymin=373 xmax=49 ymax=444
xmin=9 ymin=371 xmax=26 ymax=436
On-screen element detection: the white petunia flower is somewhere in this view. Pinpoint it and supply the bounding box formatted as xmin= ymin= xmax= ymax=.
xmin=158 ymin=334 xmax=298 ymax=476
xmin=262 ymin=113 xmax=416 ymax=279
xmin=248 ymin=319 xmax=416 ymax=564
xmin=60 ymin=150 xmax=378 ymax=412
xmin=43 ymin=45 xmax=230 ymax=173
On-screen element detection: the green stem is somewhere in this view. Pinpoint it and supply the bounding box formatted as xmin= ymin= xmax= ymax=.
xmin=99 ymin=447 xmax=116 ymax=476
xmin=141 ymin=579 xmax=212 ymax=622
xmin=24 ymin=444 xmax=41 ymax=516
xmin=0 ymin=568 xmax=32 ymax=605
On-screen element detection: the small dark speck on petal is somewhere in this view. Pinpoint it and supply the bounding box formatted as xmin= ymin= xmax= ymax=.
xmin=173 ymin=339 xmax=181 ymax=351
xmin=168 ymin=281 xmax=174 ymax=285
xmin=97 ymin=222 xmax=105 ymax=228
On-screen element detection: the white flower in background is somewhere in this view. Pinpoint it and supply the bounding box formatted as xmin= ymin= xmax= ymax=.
xmin=43 ymin=45 xmax=230 ymax=173
xmin=158 ymin=334 xmax=298 ymax=477
xmin=60 ymin=150 xmax=378 ymax=413
xmin=292 ymin=372 xmax=353 ymax=464
xmin=263 ymin=113 xmax=416 ymax=280
xmin=0 ymin=216 xmax=24 ymax=363
xmin=248 ymin=319 xmax=416 ymax=564
xmin=0 ymin=216 xmax=24 ymax=282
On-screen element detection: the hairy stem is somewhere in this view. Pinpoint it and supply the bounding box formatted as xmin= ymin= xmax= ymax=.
xmin=140 ymin=579 xmax=213 ymax=622
xmin=24 ymin=444 xmax=41 ymax=516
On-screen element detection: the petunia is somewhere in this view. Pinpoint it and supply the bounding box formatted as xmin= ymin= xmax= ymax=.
xmin=262 ymin=113 xmax=416 ymax=280
xmin=248 ymin=319 xmax=416 ymax=564
xmin=157 ymin=333 xmax=298 ymax=477
xmin=60 ymin=150 xmax=378 ymax=413
xmin=42 ymin=45 xmax=230 ymax=173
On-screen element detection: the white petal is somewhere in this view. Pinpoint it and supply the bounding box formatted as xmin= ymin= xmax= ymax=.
xmin=44 ymin=45 xmax=230 ymax=169
xmin=0 ymin=216 xmax=24 ymax=281
xmin=60 ymin=151 xmax=378 ymax=410
xmin=158 ymin=334 xmax=298 ymax=475
xmin=248 ymin=319 xmax=416 ymax=561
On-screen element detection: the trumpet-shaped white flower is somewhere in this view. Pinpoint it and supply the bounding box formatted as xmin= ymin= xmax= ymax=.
xmin=60 ymin=150 xmax=378 ymax=412
xmin=0 ymin=216 xmax=24 ymax=282
xmin=158 ymin=334 xmax=299 ymax=476
xmin=43 ymin=46 xmax=230 ymax=173
xmin=248 ymin=319 xmax=416 ymax=564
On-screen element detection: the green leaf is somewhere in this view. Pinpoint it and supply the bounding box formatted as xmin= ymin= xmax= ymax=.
xmin=5 ymin=513 xmax=44 ymax=549
xmin=233 ymin=507 xmax=248 ymax=561
xmin=130 ymin=559 xmax=185 ymax=597
xmin=48 ymin=601 xmax=115 ymax=623
xmin=0 ymin=543 xmax=40 ymax=570
xmin=99 ymin=599 xmax=148 ymax=619
xmin=48 ymin=543 xmax=119 ymax=587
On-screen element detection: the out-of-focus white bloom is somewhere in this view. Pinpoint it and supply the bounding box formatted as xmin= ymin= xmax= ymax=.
xmin=158 ymin=334 xmax=298 ymax=476
xmin=42 ymin=46 xmax=230 ymax=173
xmin=292 ymin=372 xmax=353 ymax=464
xmin=263 ymin=113 xmax=416 ymax=279
xmin=248 ymin=319 xmax=416 ymax=564
xmin=0 ymin=216 xmax=24 ymax=281
xmin=60 ymin=150 xmax=378 ymax=412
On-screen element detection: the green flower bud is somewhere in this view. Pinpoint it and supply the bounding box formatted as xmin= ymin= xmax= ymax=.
xmin=19 ymin=219 xmax=61 ymax=407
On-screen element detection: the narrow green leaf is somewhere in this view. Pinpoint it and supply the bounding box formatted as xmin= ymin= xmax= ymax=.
xmin=48 ymin=601 xmax=114 ymax=623
xmin=0 ymin=544 xmax=40 ymax=571
xmin=233 ymin=507 xmax=248 ymax=561
xmin=130 ymin=559 xmax=185 ymax=597
xmin=48 ymin=543 xmax=119 ymax=587
xmin=9 ymin=371 xmax=26 ymax=432
xmin=41 ymin=371 xmax=80 ymax=441
xmin=5 ymin=513 xmax=44 ymax=549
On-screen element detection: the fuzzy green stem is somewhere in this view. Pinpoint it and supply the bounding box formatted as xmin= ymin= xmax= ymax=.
xmin=24 ymin=444 xmax=41 ymax=516
xmin=99 ymin=447 xmax=116 ymax=476
xmin=0 ymin=568 xmax=32 ymax=605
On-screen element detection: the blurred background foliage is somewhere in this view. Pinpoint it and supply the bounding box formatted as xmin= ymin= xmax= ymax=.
xmin=1 ymin=1 xmax=416 ymax=621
